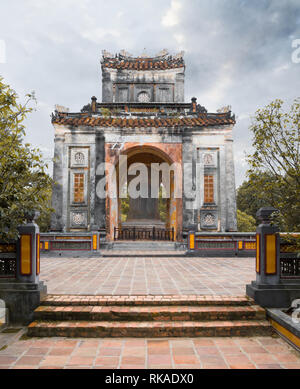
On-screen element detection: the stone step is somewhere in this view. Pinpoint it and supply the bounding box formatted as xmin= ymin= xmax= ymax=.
xmin=101 ymin=250 xmax=187 ymax=257
xmin=27 ymin=319 xmax=273 ymax=338
xmin=41 ymin=295 xmax=253 ymax=307
xmin=34 ymin=305 xmax=266 ymax=322
xmin=109 ymin=241 xmax=182 ymax=251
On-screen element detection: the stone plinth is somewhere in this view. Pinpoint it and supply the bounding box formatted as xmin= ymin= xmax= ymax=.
xmin=122 ymin=219 xmax=165 ymax=228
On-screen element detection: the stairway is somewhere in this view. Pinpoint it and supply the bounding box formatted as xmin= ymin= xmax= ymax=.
xmin=102 ymin=241 xmax=187 ymax=257
xmin=27 ymin=295 xmax=274 ymax=338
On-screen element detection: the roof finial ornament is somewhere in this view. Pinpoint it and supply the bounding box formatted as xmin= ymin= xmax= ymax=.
xmin=102 ymin=49 xmax=113 ymax=59
xmin=174 ymin=51 xmax=185 ymax=60
xmin=217 ymin=105 xmax=232 ymax=114
xmin=140 ymin=48 xmax=148 ymax=58
xmin=156 ymin=49 xmax=169 ymax=58
xmin=119 ymin=49 xmax=132 ymax=58
xmin=55 ymin=104 xmax=69 ymax=113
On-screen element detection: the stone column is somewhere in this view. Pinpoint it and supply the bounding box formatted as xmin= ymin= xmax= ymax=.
xmin=51 ymin=135 xmax=64 ymax=231
xmin=175 ymin=72 xmax=185 ymax=102
xmin=93 ymin=132 xmax=106 ymax=230
xmin=246 ymin=207 xmax=300 ymax=307
xmin=182 ymin=129 xmax=196 ymax=230
xmin=102 ymin=71 xmax=113 ymax=102
xmin=224 ymin=136 xmax=237 ymax=231
xmin=0 ymin=212 xmax=47 ymax=324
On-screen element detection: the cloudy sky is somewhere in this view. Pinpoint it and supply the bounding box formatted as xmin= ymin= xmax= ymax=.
xmin=1 ymin=0 xmax=300 ymax=187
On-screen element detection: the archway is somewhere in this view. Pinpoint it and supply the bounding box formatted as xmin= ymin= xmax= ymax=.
xmin=105 ymin=143 xmax=182 ymax=241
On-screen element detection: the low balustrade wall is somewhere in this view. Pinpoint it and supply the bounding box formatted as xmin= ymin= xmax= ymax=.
xmin=279 ymin=234 xmax=300 ymax=279
xmin=0 ymin=242 xmax=18 ymax=278
xmin=39 ymin=231 xmax=106 ymax=256
xmin=187 ymin=232 xmax=256 ymax=257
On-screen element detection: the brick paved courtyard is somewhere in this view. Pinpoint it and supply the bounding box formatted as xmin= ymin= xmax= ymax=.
xmin=0 ymin=331 xmax=299 ymax=369
xmin=0 ymin=256 xmax=299 ymax=370
xmin=40 ymin=256 xmax=255 ymax=295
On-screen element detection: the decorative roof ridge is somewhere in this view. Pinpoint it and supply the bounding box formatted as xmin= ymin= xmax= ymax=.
xmin=52 ymin=97 xmax=235 ymax=123
xmin=101 ymin=49 xmax=184 ymax=63
xmin=51 ymin=111 xmax=235 ymax=127
xmin=101 ymin=50 xmax=185 ymax=70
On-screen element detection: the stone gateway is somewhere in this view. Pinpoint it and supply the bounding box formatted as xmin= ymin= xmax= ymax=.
xmin=51 ymin=50 xmax=237 ymax=240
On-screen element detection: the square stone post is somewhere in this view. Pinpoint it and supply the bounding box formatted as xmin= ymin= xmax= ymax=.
xmin=0 ymin=211 xmax=47 ymax=325
xmin=246 ymin=207 xmax=300 ymax=308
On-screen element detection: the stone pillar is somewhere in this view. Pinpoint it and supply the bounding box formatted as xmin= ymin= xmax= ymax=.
xmin=102 ymin=70 xmax=113 ymax=102
xmin=175 ymin=72 xmax=185 ymax=102
xmin=182 ymin=130 xmax=196 ymax=230
xmin=94 ymin=132 xmax=106 ymax=230
xmin=255 ymin=207 xmax=280 ymax=286
xmin=51 ymin=135 xmax=64 ymax=231
xmin=224 ymin=137 xmax=237 ymax=231
xmin=0 ymin=212 xmax=47 ymax=325
xmin=16 ymin=212 xmax=41 ymax=284
xmin=246 ymin=207 xmax=300 ymax=307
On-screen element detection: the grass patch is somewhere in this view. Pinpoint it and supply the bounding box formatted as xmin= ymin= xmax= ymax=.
xmin=19 ymin=333 xmax=32 ymax=341
xmin=1 ymin=328 xmax=22 ymax=334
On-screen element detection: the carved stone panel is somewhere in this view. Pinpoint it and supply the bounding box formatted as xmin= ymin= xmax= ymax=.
xmin=134 ymin=85 xmax=153 ymax=102
xmin=70 ymin=210 xmax=88 ymax=228
xmin=202 ymin=151 xmax=217 ymax=167
xmin=70 ymin=148 xmax=89 ymax=168
xmin=117 ymin=87 xmax=129 ymax=102
xmin=200 ymin=209 xmax=218 ymax=229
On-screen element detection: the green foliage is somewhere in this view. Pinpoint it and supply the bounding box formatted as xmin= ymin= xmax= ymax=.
xmin=237 ymin=172 xmax=280 ymax=220
xmin=246 ymin=98 xmax=300 ymax=231
xmin=236 ymin=210 xmax=256 ymax=232
xmin=120 ymin=190 xmax=129 ymax=222
xmin=158 ymin=185 xmax=167 ymax=222
xmin=0 ymin=77 xmax=53 ymax=240
xmin=120 ymin=185 xmax=168 ymax=223
xmin=100 ymin=108 xmax=111 ymax=117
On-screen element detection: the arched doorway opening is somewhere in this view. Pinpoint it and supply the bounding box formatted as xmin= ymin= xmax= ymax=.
xmin=106 ymin=144 xmax=182 ymax=241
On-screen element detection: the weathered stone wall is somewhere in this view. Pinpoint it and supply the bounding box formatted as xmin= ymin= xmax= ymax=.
xmin=51 ymin=123 xmax=237 ymax=235
xmin=102 ymin=68 xmax=185 ymax=103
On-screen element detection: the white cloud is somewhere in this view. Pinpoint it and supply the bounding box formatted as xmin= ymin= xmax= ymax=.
xmin=200 ymin=62 xmax=234 ymax=110
xmin=273 ymin=63 xmax=290 ymax=74
xmin=161 ymin=0 xmax=182 ymax=27
xmin=1 ymin=0 xmax=300 ymax=188
xmin=81 ymin=27 xmax=120 ymax=43
xmin=174 ymin=33 xmax=185 ymax=46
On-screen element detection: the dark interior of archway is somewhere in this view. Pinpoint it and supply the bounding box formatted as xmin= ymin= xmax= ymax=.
xmin=119 ymin=152 xmax=170 ymax=227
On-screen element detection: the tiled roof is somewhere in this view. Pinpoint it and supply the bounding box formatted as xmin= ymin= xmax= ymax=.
xmin=52 ymin=113 xmax=235 ymax=128
xmin=102 ymin=57 xmax=184 ymax=71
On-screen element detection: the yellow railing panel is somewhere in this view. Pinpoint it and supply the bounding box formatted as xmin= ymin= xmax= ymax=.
xmin=20 ymin=235 xmax=31 ymax=275
xmin=256 ymin=234 xmax=260 ymax=273
xmin=189 ymin=234 xmax=195 ymax=250
xmin=93 ymin=234 xmax=97 ymax=250
xmin=265 ymin=234 xmax=277 ymax=274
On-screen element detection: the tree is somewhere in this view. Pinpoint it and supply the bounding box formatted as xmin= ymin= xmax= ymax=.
xmin=236 ymin=210 xmax=256 ymax=232
xmin=246 ymin=98 xmax=300 ymax=231
xmin=237 ymin=172 xmax=281 ymax=220
xmin=0 ymin=77 xmax=53 ymax=240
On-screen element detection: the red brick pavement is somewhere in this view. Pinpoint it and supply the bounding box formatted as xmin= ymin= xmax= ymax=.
xmin=0 ymin=332 xmax=299 ymax=369
xmin=40 ymin=256 xmax=255 ymax=295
